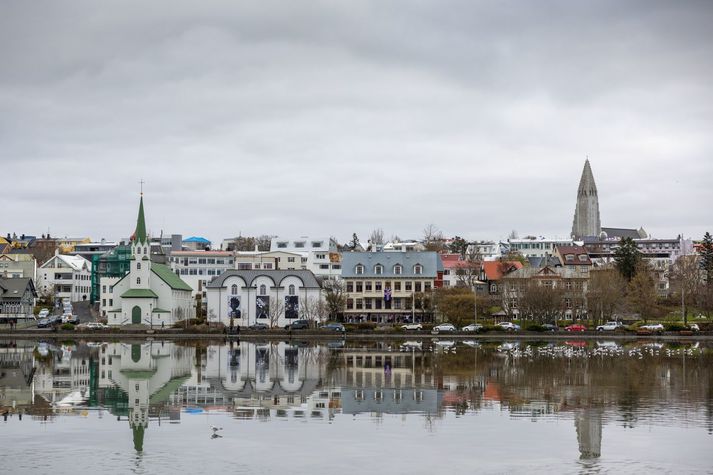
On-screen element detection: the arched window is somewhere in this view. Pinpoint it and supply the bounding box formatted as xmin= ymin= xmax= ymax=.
xmin=355 ymin=264 xmax=364 ymax=275
xmin=374 ymin=264 xmax=383 ymax=275
xmin=136 ymin=246 xmax=141 ymax=255
xmin=259 ymin=284 xmax=267 ymax=296
xmin=413 ymin=264 xmax=423 ymax=275
xmin=288 ymin=284 xmax=296 ymax=296
xmin=137 ymin=262 xmax=141 ymax=270
xmin=231 ymin=284 xmax=238 ymax=295
xmin=393 ymin=264 xmax=402 ymax=275
xmin=136 ymin=277 xmax=141 ymax=285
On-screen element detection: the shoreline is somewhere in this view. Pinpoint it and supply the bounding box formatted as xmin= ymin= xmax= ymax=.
xmin=1 ymin=330 xmax=711 ymax=342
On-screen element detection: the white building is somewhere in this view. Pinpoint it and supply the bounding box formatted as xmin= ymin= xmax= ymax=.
xmin=168 ymin=250 xmax=235 ymax=302
xmin=107 ymin=195 xmax=194 ymax=327
xmin=507 ymin=236 xmax=576 ymax=259
xmin=235 ymin=250 xmax=304 ymax=271
xmin=206 ymin=270 xmax=323 ymax=328
xmin=37 ymin=251 xmax=92 ymax=303
xmin=270 ymin=237 xmax=341 ymax=279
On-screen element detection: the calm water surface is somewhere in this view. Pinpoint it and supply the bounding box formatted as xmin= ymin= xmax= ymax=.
xmin=1 ymin=338 xmax=712 ymax=474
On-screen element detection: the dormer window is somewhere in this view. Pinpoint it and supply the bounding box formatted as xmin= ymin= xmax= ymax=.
xmin=374 ymin=264 xmax=383 ymax=275
xmin=578 ymin=254 xmax=588 ymax=262
xmin=294 ymin=241 xmax=305 ymax=248
xmin=312 ymin=241 xmax=323 ymax=248
xmin=393 ymin=264 xmax=402 ymax=275
xmin=277 ymin=242 xmax=287 ymax=248
xmin=565 ymin=254 xmax=574 ymax=262
xmin=355 ymin=264 xmax=364 ymax=275
xmin=413 ymin=264 xmax=423 ymax=275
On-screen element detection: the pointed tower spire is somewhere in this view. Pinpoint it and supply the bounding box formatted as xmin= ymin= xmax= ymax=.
xmin=571 ymin=159 xmax=601 ymax=240
xmin=135 ymin=195 xmax=147 ymax=244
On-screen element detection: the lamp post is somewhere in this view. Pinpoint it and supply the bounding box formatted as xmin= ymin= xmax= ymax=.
xmin=472 ymin=280 xmax=486 ymax=325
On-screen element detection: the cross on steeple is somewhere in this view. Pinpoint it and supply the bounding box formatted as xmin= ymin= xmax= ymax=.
xmin=139 ymin=179 xmax=145 ymax=196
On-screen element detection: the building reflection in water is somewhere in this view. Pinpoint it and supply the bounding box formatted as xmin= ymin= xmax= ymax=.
xmin=2 ymin=339 xmax=712 ymax=459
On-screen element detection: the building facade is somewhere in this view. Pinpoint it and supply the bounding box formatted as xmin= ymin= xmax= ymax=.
xmin=270 ymin=236 xmax=341 ymax=279
xmin=0 ymin=277 xmax=37 ymax=320
xmin=205 ymin=270 xmax=322 ymax=328
xmin=36 ymin=252 xmax=92 ymax=303
xmin=341 ymin=251 xmax=444 ymax=323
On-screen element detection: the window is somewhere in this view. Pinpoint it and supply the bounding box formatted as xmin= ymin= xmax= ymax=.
xmin=312 ymin=241 xmax=323 ymax=248
xmin=315 ymin=253 xmax=326 ymax=259
xmin=365 ymin=281 xmax=372 ymax=292
xmin=578 ymin=254 xmax=588 ymax=262
xmin=102 ymin=285 xmax=106 ymax=293
xmin=137 ymin=263 xmax=141 ymax=270
xmin=136 ymin=278 xmax=141 ymax=285
xmin=375 ymin=281 xmax=382 ymax=291
xmin=356 ymin=282 xmax=363 ymax=292
xmin=277 ymin=242 xmax=287 ymax=248
xmin=365 ymin=298 xmax=372 ymax=309
xmin=355 ymin=299 xmax=363 ymax=310
xmin=374 ymin=264 xmax=383 ymax=275
xmin=288 ymin=284 xmax=295 ymax=296
xmin=413 ymin=264 xmax=423 ymax=275
xmin=394 ymin=281 xmax=401 ymax=291
xmin=288 ymin=257 xmax=295 ymax=263
xmin=231 ymin=284 xmax=238 ymax=295
xmin=424 ymin=282 xmax=431 ymax=292
xmin=259 ymin=284 xmax=267 ymax=296
xmin=295 ymin=241 xmax=305 ymax=248
xmin=393 ymin=264 xmax=402 ymax=275
xmin=347 ymin=298 xmax=354 ymax=309
xmin=405 ymin=281 xmax=412 ymax=291
xmin=355 ymin=264 xmax=364 ymax=275
xmin=346 ymin=282 xmax=354 ymax=292
xmin=565 ymin=254 xmax=574 ymax=262
xmin=415 ymin=282 xmax=422 ymax=292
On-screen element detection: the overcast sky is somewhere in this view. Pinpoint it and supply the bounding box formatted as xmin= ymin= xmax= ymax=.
xmin=1 ymin=0 xmax=712 ymax=246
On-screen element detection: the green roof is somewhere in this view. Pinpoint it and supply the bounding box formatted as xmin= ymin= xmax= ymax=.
xmin=151 ymin=263 xmax=192 ymax=291
xmin=149 ymin=375 xmax=190 ymax=405
xmin=121 ymin=288 xmax=159 ymax=299
xmin=135 ymin=196 xmax=147 ymax=244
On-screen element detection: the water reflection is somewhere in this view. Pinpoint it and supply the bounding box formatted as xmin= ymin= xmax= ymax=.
xmin=1 ymin=338 xmax=712 ymax=471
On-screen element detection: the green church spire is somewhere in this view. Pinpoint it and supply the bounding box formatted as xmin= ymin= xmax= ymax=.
xmin=135 ymin=195 xmax=147 ymax=243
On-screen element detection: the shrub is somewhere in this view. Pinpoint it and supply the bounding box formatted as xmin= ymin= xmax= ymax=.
xmin=61 ymin=323 xmax=75 ymax=331
xmin=665 ymin=322 xmax=687 ymax=332
xmin=526 ymin=324 xmax=545 ymax=332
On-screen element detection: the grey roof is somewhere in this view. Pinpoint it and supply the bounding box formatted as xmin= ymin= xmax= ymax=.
xmin=527 ymin=256 xmax=561 ymax=268
xmin=503 ymin=266 xmax=584 ymax=280
xmin=0 ymin=277 xmax=36 ymax=300
xmin=341 ymin=251 xmax=443 ymax=278
xmin=206 ymin=269 xmax=321 ymax=289
xmin=601 ymin=227 xmax=645 ymax=239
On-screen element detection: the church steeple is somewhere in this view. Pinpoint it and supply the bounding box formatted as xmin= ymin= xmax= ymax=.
xmin=134 ymin=195 xmax=147 ymax=244
xmin=571 ymin=159 xmax=602 ymax=240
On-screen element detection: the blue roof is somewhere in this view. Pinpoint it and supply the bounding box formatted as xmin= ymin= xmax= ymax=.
xmin=183 ymin=236 xmax=211 ymax=243
xmin=341 ymin=252 xmax=443 ymax=278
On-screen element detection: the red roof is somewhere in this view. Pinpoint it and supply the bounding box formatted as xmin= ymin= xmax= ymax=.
xmin=482 ymin=261 xmax=523 ymax=280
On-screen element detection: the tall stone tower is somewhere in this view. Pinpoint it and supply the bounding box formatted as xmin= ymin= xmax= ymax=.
xmin=571 ymin=159 xmax=601 ymax=240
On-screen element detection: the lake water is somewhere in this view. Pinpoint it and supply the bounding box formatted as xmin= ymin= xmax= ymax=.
xmin=1 ymin=338 xmax=712 ymax=474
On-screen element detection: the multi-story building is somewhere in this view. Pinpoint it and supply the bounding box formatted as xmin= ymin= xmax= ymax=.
xmin=501 ymin=266 xmax=589 ymax=320
xmin=0 ymin=277 xmax=37 ymax=321
xmin=270 ymin=236 xmax=341 ymax=279
xmin=168 ymin=250 xmax=235 ymax=303
xmin=506 ymin=236 xmax=575 ymax=259
xmin=205 ymin=269 xmax=322 ymax=328
xmin=0 ymin=254 xmax=37 ymax=280
xmin=37 ymin=252 xmax=92 ymax=303
xmin=340 ymin=251 xmax=443 ymax=324
xmin=234 ymin=250 xmax=304 ymax=271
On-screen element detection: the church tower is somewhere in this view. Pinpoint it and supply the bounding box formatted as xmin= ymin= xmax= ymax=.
xmin=130 ymin=195 xmax=151 ymax=290
xmin=571 ymin=159 xmax=601 ymax=240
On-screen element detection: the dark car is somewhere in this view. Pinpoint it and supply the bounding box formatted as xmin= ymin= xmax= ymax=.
xmin=542 ymin=323 xmax=558 ymax=332
xmin=320 ymin=323 xmax=346 ymax=332
xmin=37 ymin=318 xmax=51 ymax=328
xmin=285 ymin=320 xmax=310 ymax=330
xmin=249 ymin=323 xmax=269 ymax=330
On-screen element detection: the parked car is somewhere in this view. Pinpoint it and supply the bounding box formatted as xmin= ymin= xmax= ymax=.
xmin=688 ymin=323 xmax=700 ymax=332
xmin=401 ymin=323 xmax=423 ymax=331
xmin=640 ymin=323 xmax=664 ymax=333
xmin=596 ymin=321 xmax=624 ymax=332
xmin=432 ymin=323 xmax=456 ymax=333
xmin=565 ymin=324 xmax=587 ymax=332
xmin=38 ymin=309 xmax=50 ymax=319
xmin=320 ymin=323 xmax=346 ymax=332
xmin=541 ymin=323 xmax=558 ymax=332
xmin=497 ymin=322 xmax=521 ymax=332
xmin=285 ymin=320 xmax=310 ymax=330
xmin=249 ymin=323 xmax=269 ymax=330
xmin=86 ymin=322 xmax=108 ymax=330
xmin=37 ymin=318 xmax=51 ymax=328
xmin=62 ymin=314 xmax=79 ymax=324
xmin=462 ymin=323 xmax=484 ymax=332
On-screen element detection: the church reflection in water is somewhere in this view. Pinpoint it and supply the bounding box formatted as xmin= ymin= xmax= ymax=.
xmin=4 ymin=339 xmax=711 ymax=458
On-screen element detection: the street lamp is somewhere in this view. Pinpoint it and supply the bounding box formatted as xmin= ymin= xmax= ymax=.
xmin=472 ymin=280 xmax=486 ymax=325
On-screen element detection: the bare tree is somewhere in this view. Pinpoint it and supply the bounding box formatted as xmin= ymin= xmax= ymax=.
xmin=455 ymin=247 xmax=483 ymax=289
xmin=268 ymin=298 xmax=285 ymax=328
xmin=422 ymin=224 xmax=445 ymax=252
xmin=369 ymin=228 xmax=385 ymax=247
xmin=322 ymin=277 xmax=346 ymax=320
xmin=626 ymin=268 xmax=659 ymax=323
xmin=670 ymin=254 xmax=702 ymax=325
xmin=587 ymin=267 xmax=625 ymax=325
xmin=255 ymin=235 xmax=273 ymax=251
xmin=519 ymin=280 xmax=565 ymax=323
xmin=300 ymin=296 xmax=328 ymax=326
xmin=508 ymin=230 xmax=519 ymax=240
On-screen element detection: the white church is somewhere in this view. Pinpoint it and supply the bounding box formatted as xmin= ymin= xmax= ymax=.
xmin=107 ymin=195 xmax=194 ymax=327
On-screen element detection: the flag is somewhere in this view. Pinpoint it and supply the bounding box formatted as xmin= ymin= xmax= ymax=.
xmin=384 ymin=287 xmax=392 ymax=301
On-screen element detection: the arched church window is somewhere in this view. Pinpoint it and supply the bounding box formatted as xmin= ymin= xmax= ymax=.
xmin=259 ymin=284 xmax=267 ymax=296
xmin=288 ymin=284 xmax=295 ymax=296
xmin=137 ymin=277 xmax=141 ymax=285
xmin=137 ymin=263 xmax=141 ymax=270
xmin=231 ymin=284 xmax=238 ymax=295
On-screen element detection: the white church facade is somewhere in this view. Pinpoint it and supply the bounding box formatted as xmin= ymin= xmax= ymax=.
xmin=107 ymin=195 xmax=193 ymax=327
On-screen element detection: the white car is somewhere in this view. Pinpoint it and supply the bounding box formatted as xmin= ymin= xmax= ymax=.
xmin=497 ymin=322 xmax=521 ymax=332
xmin=640 ymin=323 xmax=664 ymax=332
xmin=688 ymin=323 xmax=700 ymax=332
xmin=38 ymin=309 xmax=50 ymax=319
xmin=401 ymin=323 xmax=422 ymax=331
xmin=596 ymin=321 xmax=624 ymax=332
xmin=462 ymin=323 xmax=484 ymax=332
xmin=86 ymin=322 xmax=109 ymax=330
xmin=432 ymin=323 xmax=456 ymax=333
